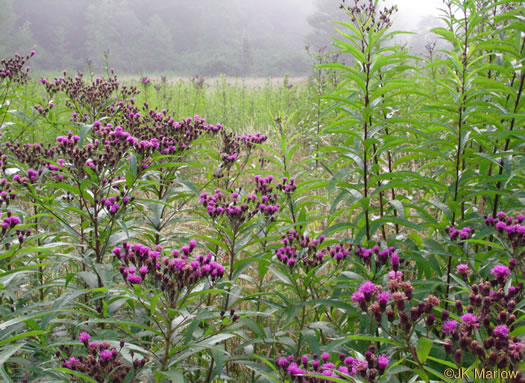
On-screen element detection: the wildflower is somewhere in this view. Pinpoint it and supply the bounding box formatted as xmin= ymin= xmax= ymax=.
xmin=351 ymin=291 xmax=366 ymax=303
xmin=446 ymin=225 xmax=473 ymax=241
xmin=126 ymin=274 xmax=142 ymax=284
xmin=78 ymin=332 xmax=90 ymax=344
xmin=490 ymin=265 xmax=510 ymax=283
xmin=376 ymin=291 xmax=390 ymax=306
xmin=460 ymin=313 xmax=479 ymax=326
xmin=442 ymin=320 xmax=458 ymax=334
xmin=277 ymin=357 xmax=289 ymax=368
xmin=277 ymin=351 xmax=388 ymax=381
xmin=359 ymin=281 xmax=376 ymax=295
xmin=99 ymin=349 xmax=113 ymax=360
xmin=377 ymin=354 xmax=389 ymax=371
xmin=456 ymin=264 xmax=471 ymax=280
xmin=116 ymin=241 xmax=224 ymax=293
xmin=493 ymin=325 xmax=509 ymax=338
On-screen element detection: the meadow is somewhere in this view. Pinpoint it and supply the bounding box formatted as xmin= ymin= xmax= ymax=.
xmin=0 ymin=1 xmax=523 ymax=382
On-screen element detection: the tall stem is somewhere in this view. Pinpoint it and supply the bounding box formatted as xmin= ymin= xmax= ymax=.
xmin=445 ymin=3 xmax=469 ymax=309
xmin=492 ymin=36 xmax=525 ymax=215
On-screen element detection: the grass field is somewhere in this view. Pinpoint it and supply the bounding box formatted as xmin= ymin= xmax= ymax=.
xmin=0 ymin=1 xmax=523 ymax=382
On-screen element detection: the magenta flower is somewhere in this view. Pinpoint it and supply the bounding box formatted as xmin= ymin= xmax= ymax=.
xmin=495 ymin=221 xmax=506 ymax=232
xmin=490 ymin=265 xmax=510 ymax=281
xmin=109 ymin=203 xmax=120 ymax=214
xmin=321 ymin=352 xmax=330 ymax=362
xmin=351 ymin=291 xmax=365 ymax=303
xmin=99 ymin=349 xmax=113 ymax=360
xmin=388 ymin=270 xmax=403 ymax=280
xmin=376 ymin=291 xmax=390 ymax=305
xmin=493 ymin=325 xmax=509 ymax=338
xmin=359 ymin=281 xmax=376 ymax=295
xmin=456 ymin=264 xmax=470 ymax=275
xmin=377 ymin=354 xmax=389 ymax=370
xmin=78 ymin=332 xmax=90 ymax=343
xmin=277 ymin=357 xmax=288 ymax=368
xmin=460 ymin=313 xmax=478 ymax=326
xmin=442 ymin=319 xmax=458 ymax=333
xmin=126 ymin=274 xmax=142 ymax=284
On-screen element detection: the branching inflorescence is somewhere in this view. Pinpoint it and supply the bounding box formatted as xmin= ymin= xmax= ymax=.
xmin=277 ymin=348 xmax=389 ymax=382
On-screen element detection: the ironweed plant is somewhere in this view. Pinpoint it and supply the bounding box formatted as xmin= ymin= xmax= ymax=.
xmin=0 ymin=0 xmax=523 ymax=382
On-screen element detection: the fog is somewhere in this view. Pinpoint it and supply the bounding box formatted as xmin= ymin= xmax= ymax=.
xmin=0 ymin=0 xmax=446 ymax=76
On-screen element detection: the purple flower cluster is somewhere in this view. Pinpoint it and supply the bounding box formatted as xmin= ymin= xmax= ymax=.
xmin=200 ymin=176 xmax=280 ymax=224
xmin=445 ymin=225 xmax=474 ymax=241
xmin=1 ymin=212 xmax=21 ymax=230
xmin=217 ymin=130 xmax=267 ymax=170
xmin=50 ymin=129 xmax=135 ymax=180
xmin=276 ymin=177 xmax=297 ymax=194
xmin=277 ymin=347 xmax=389 ymax=382
xmin=0 ymin=211 xmax=30 ymax=243
xmin=441 ymin=274 xmax=524 ymax=371
xmin=2 ymin=142 xmax=55 ymax=170
xmin=0 ymin=51 xmax=34 ymax=84
xmin=114 ymin=241 xmax=224 ymax=294
xmin=485 ymin=212 xmax=525 ymax=249
xmin=40 ymin=72 xmax=139 ymax=123
xmin=352 ymin=273 xmax=440 ymax=328
xmin=344 ymin=0 xmax=397 ymax=33
xmin=33 ymin=101 xmax=55 ymax=115
xmin=0 ymin=150 xmax=7 ymax=171
xmin=46 ymin=159 xmax=66 ymax=181
xmin=275 ymin=231 xmax=350 ymax=270
xmin=219 ymin=131 xmax=241 ymax=166
xmin=0 ymin=178 xmax=17 ymax=207
xmin=236 ymin=132 xmax=268 ymax=149
xmin=3 ymin=111 xmax=221 ymax=197
xmin=100 ymin=193 xmax=132 ymax=215
xmin=12 ymin=168 xmax=43 ymax=185
xmin=113 ymin=109 xmax=222 ymax=158
xmin=354 ymin=245 xmax=401 ymax=270
xmin=58 ymin=333 xmax=146 ymax=382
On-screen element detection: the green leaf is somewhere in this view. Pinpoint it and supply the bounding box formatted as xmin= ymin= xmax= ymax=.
xmin=78 ymin=123 xmax=93 ymax=147
xmin=416 ymin=337 xmax=433 ymax=363
xmin=343 ymin=335 xmax=403 ymax=347
xmin=157 ymin=370 xmax=185 ymax=382
xmin=0 ymin=343 xmax=24 ymax=367
xmin=53 ymin=368 xmax=97 ymax=383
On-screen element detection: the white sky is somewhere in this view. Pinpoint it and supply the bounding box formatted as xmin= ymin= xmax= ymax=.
xmin=389 ymin=0 xmax=445 ymax=31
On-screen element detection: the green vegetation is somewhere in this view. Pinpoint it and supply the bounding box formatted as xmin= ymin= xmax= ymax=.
xmin=0 ymin=0 xmax=523 ymax=382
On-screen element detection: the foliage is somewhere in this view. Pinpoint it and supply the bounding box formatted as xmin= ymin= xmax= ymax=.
xmin=0 ymin=0 xmax=523 ymax=382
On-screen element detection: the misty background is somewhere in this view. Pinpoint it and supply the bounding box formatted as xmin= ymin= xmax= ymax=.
xmin=0 ymin=0 xmax=446 ymax=76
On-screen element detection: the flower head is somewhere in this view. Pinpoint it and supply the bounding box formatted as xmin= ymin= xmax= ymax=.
xmin=351 ymin=291 xmax=365 ymax=303
xmin=377 ymin=354 xmax=389 ymax=370
xmin=490 ymin=265 xmax=510 ymax=281
xmin=99 ymin=349 xmax=113 ymax=360
xmin=460 ymin=313 xmax=478 ymax=326
xmin=376 ymin=291 xmax=390 ymax=305
xmin=493 ymin=325 xmax=509 ymax=338
xmin=359 ymin=281 xmax=376 ymax=295
xmin=442 ymin=320 xmax=458 ymax=334
xmin=78 ymin=332 xmax=90 ymax=343
xmin=456 ymin=264 xmax=470 ymax=275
